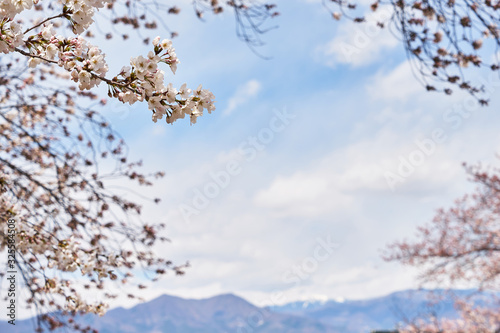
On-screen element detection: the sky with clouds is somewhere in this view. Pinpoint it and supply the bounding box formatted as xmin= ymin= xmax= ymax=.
xmin=91 ymin=0 xmax=500 ymax=309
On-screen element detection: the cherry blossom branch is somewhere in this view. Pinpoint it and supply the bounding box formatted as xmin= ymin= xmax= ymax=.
xmin=12 ymin=30 xmax=215 ymax=125
xmin=23 ymin=13 xmax=68 ymax=35
xmin=14 ymin=47 xmax=58 ymax=64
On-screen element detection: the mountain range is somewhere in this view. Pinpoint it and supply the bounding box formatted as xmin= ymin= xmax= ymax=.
xmin=0 ymin=289 xmax=496 ymax=333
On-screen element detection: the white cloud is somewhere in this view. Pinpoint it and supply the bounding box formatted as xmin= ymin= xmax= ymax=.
xmin=318 ymin=6 xmax=398 ymax=67
xmin=252 ymin=129 xmax=462 ymax=220
xmin=254 ymin=172 xmax=353 ymax=218
xmin=366 ymin=61 xmax=423 ymax=102
xmin=223 ymin=79 xmax=262 ymax=115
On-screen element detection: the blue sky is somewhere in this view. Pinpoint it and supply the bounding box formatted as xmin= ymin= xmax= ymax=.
xmin=93 ymin=0 xmax=500 ymax=308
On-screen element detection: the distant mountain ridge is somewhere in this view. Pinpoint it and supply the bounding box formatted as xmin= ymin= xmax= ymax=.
xmin=0 ymin=289 xmax=497 ymax=333
xmin=268 ymin=289 xmax=490 ymax=332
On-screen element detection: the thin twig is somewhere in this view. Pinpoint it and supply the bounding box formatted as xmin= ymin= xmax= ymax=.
xmin=24 ymin=13 xmax=67 ymax=35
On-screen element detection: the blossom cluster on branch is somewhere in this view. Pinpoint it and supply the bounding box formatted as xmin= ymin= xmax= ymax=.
xmin=0 ymin=0 xmax=215 ymax=125
xmin=385 ymin=162 xmax=500 ymax=331
xmin=324 ymin=0 xmax=500 ymax=103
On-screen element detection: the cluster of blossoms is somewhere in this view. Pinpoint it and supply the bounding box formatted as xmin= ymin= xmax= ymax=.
xmin=0 ymin=0 xmax=34 ymax=19
xmin=65 ymin=294 xmax=109 ymax=316
xmin=23 ymin=28 xmax=215 ymax=124
xmin=24 ymin=26 xmax=216 ymax=123
xmin=1 ymin=224 xmax=123 ymax=280
xmin=401 ymin=298 xmax=500 ymax=332
xmin=113 ymin=36 xmax=215 ymax=124
xmin=0 ymin=221 xmax=121 ymax=316
xmin=61 ymin=0 xmax=112 ymax=34
xmin=1 ymin=0 xmax=111 ymax=33
xmin=40 ymin=275 xmax=110 ymax=317
xmin=1 ymin=0 xmax=215 ymax=125
xmin=0 ymin=18 xmax=24 ymax=53
xmin=25 ymin=24 xmax=108 ymax=91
